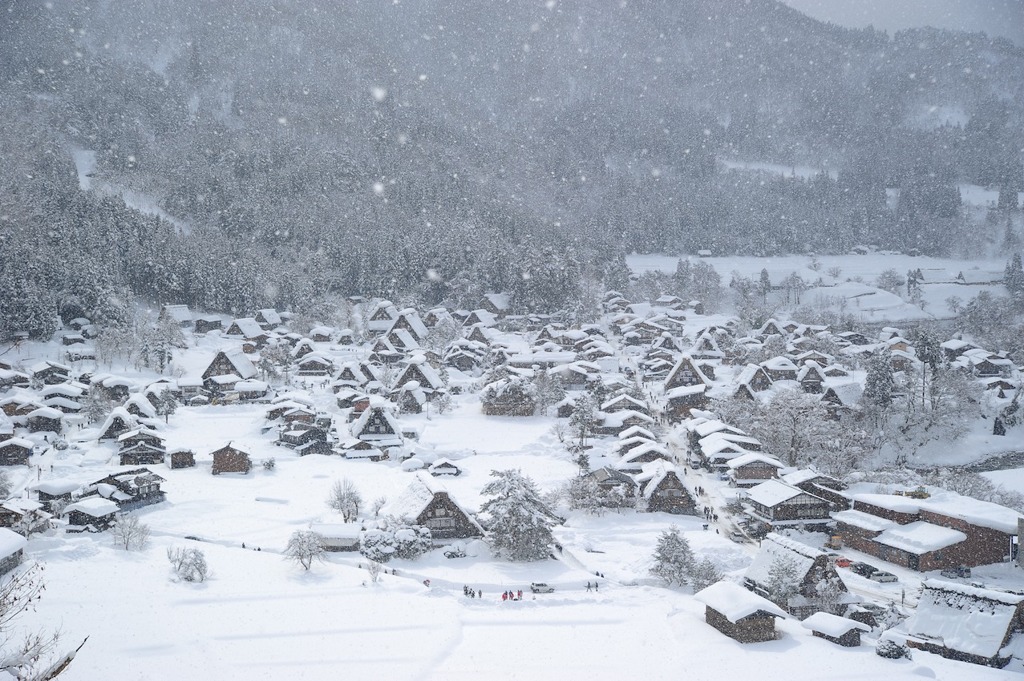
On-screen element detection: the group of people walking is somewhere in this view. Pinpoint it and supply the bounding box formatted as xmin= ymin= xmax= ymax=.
xmin=463 ymin=585 xmax=481 ymax=599
xmin=502 ymin=590 xmax=523 ymax=601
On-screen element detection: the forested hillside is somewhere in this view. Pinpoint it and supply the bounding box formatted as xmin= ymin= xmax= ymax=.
xmin=1 ymin=0 xmax=1022 ymax=337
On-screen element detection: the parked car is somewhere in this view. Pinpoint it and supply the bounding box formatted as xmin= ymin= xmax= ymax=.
xmin=869 ymin=571 xmax=898 ymax=583
xmin=850 ymin=562 xmax=878 ymax=577
xmin=530 ymin=582 xmax=555 ymax=593
xmin=834 ymin=557 xmax=852 ymax=568
xmin=940 ymin=566 xmax=972 ymax=579
xmin=729 ymin=531 xmax=747 ymax=543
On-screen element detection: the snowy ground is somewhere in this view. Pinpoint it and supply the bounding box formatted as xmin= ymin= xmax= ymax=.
xmin=3 ymin=386 xmax=1017 ymax=679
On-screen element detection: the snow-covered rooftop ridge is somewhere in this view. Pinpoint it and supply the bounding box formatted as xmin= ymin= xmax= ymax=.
xmin=726 ymin=452 xmax=783 ymax=469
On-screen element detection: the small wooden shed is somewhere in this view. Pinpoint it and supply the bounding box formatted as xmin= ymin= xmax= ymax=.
xmin=211 ymin=444 xmax=252 ymax=475
xmin=694 ymin=580 xmax=788 ymax=643
xmin=801 ymin=612 xmax=870 ymax=647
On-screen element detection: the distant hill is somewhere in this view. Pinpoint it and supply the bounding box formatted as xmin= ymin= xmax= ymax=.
xmin=0 ymin=0 xmax=1021 ymax=333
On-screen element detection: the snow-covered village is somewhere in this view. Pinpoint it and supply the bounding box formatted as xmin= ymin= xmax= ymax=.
xmin=0 ymin=248 xmax=1023 ymax=680
xmin=3 ymin=1 xmax=1024 ymax=679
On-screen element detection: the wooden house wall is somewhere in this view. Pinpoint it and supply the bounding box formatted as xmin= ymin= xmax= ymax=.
xmin=646 ymin=474 xmax=697 ymax=515
xmin=851 ymin=500 xmax=919 ymax=525
xmin=705 ymin=607 xmax=776 ymax=643
xmin=919 ymin=510 xmax=1013 ymax=568
xmin=168 ymin=451 xmax=196 ymax=469
xmin=212 ymin=448 xmax=251 ymax=474
xmin=0 ymin=549 xmax=23 ymax=576
xmin=415 ymin=492 xmax=481 ymax=541
xmin=811 ymin=629 xmax=861 ymax=647
xmin=0 ymin=444 xmax=31 ymax=466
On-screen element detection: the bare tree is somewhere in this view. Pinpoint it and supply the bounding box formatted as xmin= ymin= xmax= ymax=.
xmin=167 ymin=547 xmax=210 ymax=583
xmin=370 ymin=496 xmax=387 ymax=518
xmin=285 ymin=530 xmax=326 ymax=571
xmin=1 ymin=563 xmax=86 ymax=679
xmin=365 ymin=561 xmax=384 ymax=584
xmin=326 ymin=479 xmax=362 ymax=522
xmin=110 ymin=514 xmax=150 ymax=551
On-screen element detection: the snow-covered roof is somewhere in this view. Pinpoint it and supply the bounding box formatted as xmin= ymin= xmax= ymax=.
xmin=853 ymin=490 xmax=1024 ymax=534
xmin=761 ymin=356 xmax=798 ymax=371
xmin=65 ymin=497 xmax=119 ymax=517
xmin=745 ymin=532 xmax=827 ymax=588
xmin=27 ymin=406 xmax=63 ymax=419
xmin=874 ymin=521 xmax=967 ymax=555
xmin=727 ymin=453 xmax=783 ymax=470
xmin=781 ymin=469 xmax=832 ymax=487
xmin=665 ymin=384 xmax=707 ymax=399
xmin=33 ymin=480 xmax=82 ymax=495
xmin=801 ymin=612 xmax=869 ymax=637
xmin=689 ymin=419 xmax=747 ymax=439
xmin=831 ymin=509 xmax=896 ymax=532
xmin=161 ymin=304 xmax=192 ymax=323
xmin=0 ymin=528 xmax=27 ymax=559
xmin=618 ymin=425 xmax=656 ymax=441
xmin=116 ymin=427 xmax=163 ymax=443
xmin=228 ymin=317 xmax=265 ymax=338
xmin=256 ymin=308 xmax=282 ymax=325
xmin=309 ymin=522 xmax=363 ymax=540
xmin=694 ymin=580 xmax=787 ymax=622
xmin=0 ymin=437 xmax=34 ymax=449
xmin=699 ymin=431 xmax=761 ymax=450
xmin=746 ymin=480 xmax=811 ymax=508
xmin=601 ymin=410 xmax=655 ymax=428
xmin=735 ymin=364 xmax=769 ymax=387
xmin=851 ymin=493 xmax=920 ymax=514
xmin=600 ymin=394 xmax=648 ymax=412
xmin=906 ymin=581 xmax=1024 ymax=659
xmin=633 ymin=460 xmax=681 ymax=498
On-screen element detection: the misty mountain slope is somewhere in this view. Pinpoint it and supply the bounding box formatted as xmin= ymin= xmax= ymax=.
xmin=0 ymin=0 xmax=1022 ymax=331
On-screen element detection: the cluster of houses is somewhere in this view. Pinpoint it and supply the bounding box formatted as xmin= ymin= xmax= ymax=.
xmin=1 ymin=289 xmax=1024 ymax=668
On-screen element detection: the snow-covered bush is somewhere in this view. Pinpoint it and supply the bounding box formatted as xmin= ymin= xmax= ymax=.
xmin=262 ymin=457 xmax=276 ymax=471
xmin=875 ymin=639 xmax=912 ymax=660
xmin=359 ymin=520 xmax=432 ymax=563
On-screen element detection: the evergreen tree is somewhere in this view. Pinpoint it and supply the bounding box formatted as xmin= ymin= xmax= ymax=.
xmin=649 ymin=526 xmax=694 ymax=586
xmin=569 ymin=394 xmax=597 ymax=449
xmin=479 ymin=469 xmax=559 ymax=562
xmin=758 ymin=268 xmax=772 ymax=303
xmin=157 ymin=389 xmax=178 ymax=424
xmin=1005 ymin=254 xmax=1024 ymax=308
xmin=862 ymin=350 xmax=895 ymax=410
